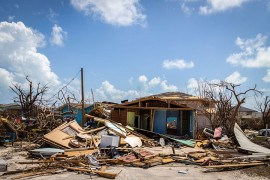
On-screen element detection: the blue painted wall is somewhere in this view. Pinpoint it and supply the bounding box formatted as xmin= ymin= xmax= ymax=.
xmin=153 ymin=110 xmax=194 ymax=138
xmin=153 ymin=110 xmax=167 ymax=134
xmin=61 ymin=105 xmax=93 ymax=125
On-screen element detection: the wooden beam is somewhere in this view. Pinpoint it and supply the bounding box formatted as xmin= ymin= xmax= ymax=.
xmin=12 ymin=169 xmax=61 ymax=179
xmin=203 ymin=162 xmax=265 ymax=169
xmin=81 ymin=68 xmax=85 ymax=127
xmin=112 ymin=106 xmax=193 ymax=110
xmin=66 ymin=167 xmax=118 ymax=179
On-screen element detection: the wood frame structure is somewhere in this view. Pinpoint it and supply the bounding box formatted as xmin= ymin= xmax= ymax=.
xmin=111 ymin=96 xmax=195 ymax=138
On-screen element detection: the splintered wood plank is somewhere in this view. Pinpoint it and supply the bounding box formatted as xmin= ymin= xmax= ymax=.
xmin=203 ymin=162 xmax=265 ymax=169
xmin=162 ymin=158 xmax=175 ymax=164
xmin=64 ymin=149 xmax=97 ymax=157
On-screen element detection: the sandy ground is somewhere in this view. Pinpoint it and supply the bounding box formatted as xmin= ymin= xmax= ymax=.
xmin=0 ymin=146 xmax=268 ymax=180
xmin=17 ymin=164 xmax=267 ymax=180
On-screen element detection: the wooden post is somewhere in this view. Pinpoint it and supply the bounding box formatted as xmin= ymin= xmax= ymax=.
xmin=150 ymin=109 xmax=154 ymax=131
xmin=81 ymin=68 xmax=85 ymax=127
xmin=172 ymin=146 xmax=175 ymax=154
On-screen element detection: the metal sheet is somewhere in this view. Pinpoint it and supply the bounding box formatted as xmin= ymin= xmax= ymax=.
xmin=234 ymin=123 xmax=270 ymax=153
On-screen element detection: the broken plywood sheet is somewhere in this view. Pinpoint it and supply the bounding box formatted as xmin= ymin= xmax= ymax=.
xmin=234 ymin=123 xmax=270 ymax=153
xmin=105 ymin=121 xmax=127 ymax=137
xmin=63 ymin=149 xmax=97 ymax=157
xmin=43 ymin=120 xmax=85 ymax=149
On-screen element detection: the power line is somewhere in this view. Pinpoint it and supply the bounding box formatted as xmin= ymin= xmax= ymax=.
xmin=48 ymin=69 xmax=81 ymax=101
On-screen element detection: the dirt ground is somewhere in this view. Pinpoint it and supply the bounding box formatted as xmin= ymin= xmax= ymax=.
xmin=0 ymin=146 xmax=269 ymax=180
xmin=240 ymin=165 xmax=270 ymax=179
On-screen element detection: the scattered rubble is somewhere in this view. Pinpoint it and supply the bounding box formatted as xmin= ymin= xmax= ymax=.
xmin=1 ymin=113 xmax=270 ymax=179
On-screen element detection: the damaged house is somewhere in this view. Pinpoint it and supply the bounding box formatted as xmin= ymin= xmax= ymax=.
xmin=58 ymin=103 xmax=94 ymax=125
xmin=0 ymin=103 xmax=22 ymax=117
xmin=151 ymin=92 xmax=215 ymax=130
xmin=111 ymin=92 xmax=216 ymax=138
xmin=111 ymin=93 xmax=195 ymax=138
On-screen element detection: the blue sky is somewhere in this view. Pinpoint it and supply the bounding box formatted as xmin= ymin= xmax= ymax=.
xmin=0 ymin=0 xmax=269 ymax=108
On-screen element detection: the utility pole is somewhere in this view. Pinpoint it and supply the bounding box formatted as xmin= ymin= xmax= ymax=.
xmin=81 ymin=68 xmax=85 ymax=127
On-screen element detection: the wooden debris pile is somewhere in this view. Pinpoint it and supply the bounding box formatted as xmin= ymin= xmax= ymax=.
xmin=2 ymin=117 xmax=270 ymax=179
xmin=0 ymin=106 xmax=61 ymax=144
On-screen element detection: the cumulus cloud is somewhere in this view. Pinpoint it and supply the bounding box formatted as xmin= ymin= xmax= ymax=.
xmin=160 ymin=80 xmax=178 ymax=91
xmin=226 ymin=34 xmax=270 ymax=82
xmin=0 ymin=21 xmax=60 ymax=102
xmin=70 ymin=0 xmax=146 ymax=26
xmin=50 ymin=24 xmax=67 ymax=47
xmin=96 ymin=75 xmax=178 ymax=102
xmin=96 ymin=80 xmax=140 ymax=102
xmin=225 ymin=71 xmax=247 ymax=84
xmin=186 ymin=77 xmax=221 ymax=96
xmin=187 ymin=78 xmax=198 ymax=91
xmin=149 ymin=77 xmax=161 ymax=87
xmin=199 ymin=0 xmax=249 ymax=15
xmin=163 ymin=59 xmax=194 ymax=69
xmin=263 ymin=69 xmax=270 ymax=82
xmin=227 ymin=34 xmax=270 ymax=68
xmin=138 ymin=75 xmax=147 ymax=83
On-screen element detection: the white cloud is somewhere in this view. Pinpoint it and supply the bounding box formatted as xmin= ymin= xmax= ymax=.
xmin=138 ymin=75 xmax=147 ymax=83
xmin=96 ymin=80 xmax=140 ymax=102
xmin=0 ymin=21 xmax=60 ymax=103
xmin=138 ymin=74 xmax=148 ymax=91
xmin=0 ymin=68 xmax=14 ymax=89
xmin=0 ymin=32 xmax=14 ymax=43
xmin=186 ymin=77 xmax=221 ymax=96
xmin=163 ymin=59 xmax=194 ymax=69
xmin=187 ymin=78 xmax=198 ymax=90
xmin=96 ymin=75 xmax=178 ymax=102
xmin=50 ymin=24 xmax=67 ymax=47
xmin=199 ymin=0 xmax=249 ymax=15
xmin=70 ymin=0 xmax=146 ymax=26
xmin=149 ymin=77 xmax=161 ymax=87
xmin=160 ymin=80 xmax=178 ymax=92
xmin=227 ymin=34 xmax=270 ymax=68
xmin=226 ymin=34 xmax=270 ymax=83
xmin=263 ymin=69 xmax=270 ymax=82
xmin=225 ymin=71 xmax=247 ymax=84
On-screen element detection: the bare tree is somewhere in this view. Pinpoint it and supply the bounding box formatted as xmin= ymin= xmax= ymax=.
xmin=9 ymin=76 xmax=48 ymax=118
xmin=256 ymin=96 xmax=270 ymax=127
xmin=194 ymin=80 xmax=261 ymax=135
